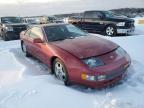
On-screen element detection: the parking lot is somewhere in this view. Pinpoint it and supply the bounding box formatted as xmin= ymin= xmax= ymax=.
xmin=0 ymin=18 xmax=143 ymax=108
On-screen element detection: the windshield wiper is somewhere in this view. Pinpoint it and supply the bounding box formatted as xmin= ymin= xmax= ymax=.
xmin=67 ymin=37 xmax=76 ymax=39
xmin=52 ymin=38 xmax=66 ymax=41
xmin=52 ymin=36 xmax=79 ymax=42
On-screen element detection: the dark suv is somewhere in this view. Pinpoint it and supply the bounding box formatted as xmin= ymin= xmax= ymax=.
xmin=68 ymin=11 xmax=135 ymax=36
xmin=0 ymin=16 xmax=27 ymax=41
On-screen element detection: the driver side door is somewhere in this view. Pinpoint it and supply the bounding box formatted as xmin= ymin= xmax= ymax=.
xmin=28 ymin=27 xmax=47 ymax=62
xmin=82 ymin=11 xmax=105 ymax=32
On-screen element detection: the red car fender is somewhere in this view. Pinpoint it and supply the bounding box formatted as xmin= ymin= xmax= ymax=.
xmin=48 ymin=43 xmax=91 ymax=82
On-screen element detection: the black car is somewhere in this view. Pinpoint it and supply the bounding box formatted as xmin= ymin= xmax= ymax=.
xmin=68 ymin=11 xmax=135 ymax=36
xmin=0 ymin=16 xmax=27 ymax=41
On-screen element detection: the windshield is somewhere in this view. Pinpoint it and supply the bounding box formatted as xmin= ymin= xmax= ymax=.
xmin=104 ymin=11 xmax=120 ymax=18
xmin=44 ymin=24 xmax=88 ymax=42
xmin=48 ymin=16 xmax=57 ymax=20
xmin=1 ymin=17 xmax=23 ymax=24
xmin=26 ymin=18 xmax=40 ymax=24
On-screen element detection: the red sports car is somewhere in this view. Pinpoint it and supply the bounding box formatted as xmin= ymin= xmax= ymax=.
xmin=20 ymin=23 xmax=131 ymax=88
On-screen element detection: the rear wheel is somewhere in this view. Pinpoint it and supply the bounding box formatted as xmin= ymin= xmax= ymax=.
xmin=3 ymin=33 xmax=10 ymax=41
xmin=53 ymin=58 xmax=70 ymax=86
xmin=2 ymin=32 xmax=16 ymax=41
xmin=105 ymin=25 xmax=117 ymax=36
xmin=21 ymin=41 xmax=31 ymax=57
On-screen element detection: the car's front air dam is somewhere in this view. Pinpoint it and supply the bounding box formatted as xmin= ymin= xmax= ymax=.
xmin=79 ymin=70 xmax=128 ymax=89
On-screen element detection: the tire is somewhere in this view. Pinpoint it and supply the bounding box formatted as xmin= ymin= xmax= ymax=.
xmin=21 ymin=41 xmax=31 ymax=57
xmin=105 ymin=25 xmax=117 ymax=36
xmin=2 ymin=32 xmax=16 ymax=41
xmin=3 ymin=33 xmax=10 ymax=41
xmin=53 ymin=58 xmax=70 ymax=86
xmin=0 ymin=31 xmax=2 ymax=38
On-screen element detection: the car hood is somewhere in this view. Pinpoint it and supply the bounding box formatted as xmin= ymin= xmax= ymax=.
xmin=108 ymin=16 xmax=134 ymax=23
xmin=4 ymin=23 xmax=27 ymax=26
xmin=51 ymin=35 xmax=118 ymax=59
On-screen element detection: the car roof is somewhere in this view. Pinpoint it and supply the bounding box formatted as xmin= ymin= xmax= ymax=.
xmin=84 ymin=10 xmax=107 ymax=13
xmin=1 ymin=16 xmax=21 ymax=18
xmin=31 ymin=23 xmax=68 ymax=28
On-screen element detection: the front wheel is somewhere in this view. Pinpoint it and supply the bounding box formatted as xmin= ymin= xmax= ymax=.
xmin=53 ymin=58 xmax=70 ymax=86
xmin=2 ymin=32 xmax=16 ymax=41
xmin=105 ymin=25 xmax=117 ymax=36
xmin=3 ymin=33 xmax=10 ymax=41
xmin=21 ymin=41 xmax=31 ymax=57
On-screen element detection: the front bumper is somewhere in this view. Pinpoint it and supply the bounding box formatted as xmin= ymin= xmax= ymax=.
xmin=75 ymin=52 xmax=131 ymax=88
xmin=117 ymin=27 xmax=135 ymax=34
xmin=79 ymin=63 xmax=130 ymax=88
xmin=85 ymin=64 xmax=129 ymax=88
xmin=5 ymin=31 xmax=20 ymax=40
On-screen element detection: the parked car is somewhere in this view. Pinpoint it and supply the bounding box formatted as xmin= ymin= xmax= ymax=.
xmin=0 ymin=16 xmax=27 ymax=41
xmin=68 ymin=11 xmax=135 ymax=36
xmin=24 ymin=16 xmax=49 ymax=25
xmin=20 ymin=23 xmax=131 ymax=88
xmin=39 ymin=16 xmax=49 ymax=24
xmin=24 ymin=17 xmax=41 ymax=25
xmin=47 ymin=16 xmax=64 ymax=23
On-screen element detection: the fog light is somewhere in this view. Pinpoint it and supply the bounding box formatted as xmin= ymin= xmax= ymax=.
xmin=81 ymin=73 xmax=87 ymax=80
xmin=81 ymin=73 xmax=95 ymax=81
xmin=97 ymin=75 xmax=106 ymax=81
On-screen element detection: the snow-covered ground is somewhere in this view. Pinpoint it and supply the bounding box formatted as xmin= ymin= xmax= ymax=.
xmin=0 ymin=18 xmax=144 ymax=108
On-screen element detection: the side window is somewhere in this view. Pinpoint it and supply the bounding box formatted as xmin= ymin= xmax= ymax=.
xmin=84 ymin=12 xmax=93 ymax=19
xmin=29 ymin=27 xmax=44 ymax=39
xmin=85 ymin=12 xmax=103 ymax=19
xmin=94 ymin=12 xmax=103 ymax=19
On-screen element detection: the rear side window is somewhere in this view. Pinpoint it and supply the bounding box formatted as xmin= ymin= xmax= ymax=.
xmin=84 ymin=11 xmax=103 ymax=19
xmin=29 ymin=27 xmax=44 ymax=39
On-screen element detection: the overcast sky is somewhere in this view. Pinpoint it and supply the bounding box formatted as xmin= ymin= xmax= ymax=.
xmin=0 ymin=0 xmax=144 ymax=16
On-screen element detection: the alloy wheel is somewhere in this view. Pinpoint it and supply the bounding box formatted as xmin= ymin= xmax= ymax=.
xmin=106 ymin=26 xmax=115 ymax=36
xmin=54 ymin=62 xmax=67 ymax=82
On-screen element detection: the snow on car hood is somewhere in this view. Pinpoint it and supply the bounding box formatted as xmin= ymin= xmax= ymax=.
xmin=51 ymin=35 xmax=118 ymax=58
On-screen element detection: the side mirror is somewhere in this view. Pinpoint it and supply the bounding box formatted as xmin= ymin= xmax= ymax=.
xmin=33 ymin=38 xmax=44 ymax=43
